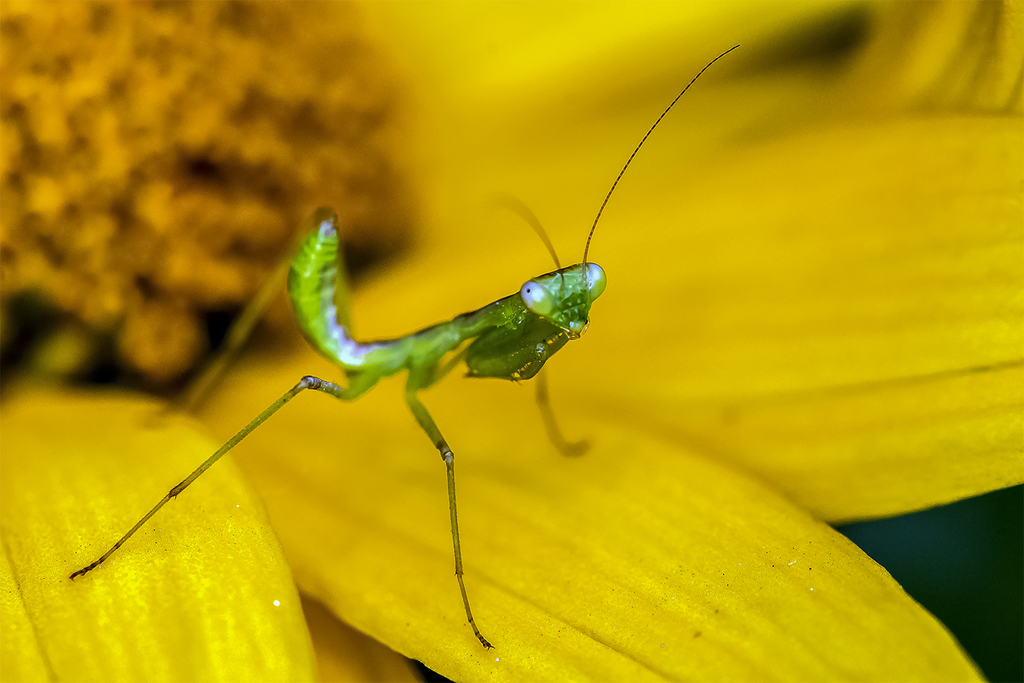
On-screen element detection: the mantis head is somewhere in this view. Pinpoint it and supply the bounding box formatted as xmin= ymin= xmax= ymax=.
xmin=517 ymin=46 xmax=737 ymax=343
xmin=520 ymin=262 xmax=606 ymax=339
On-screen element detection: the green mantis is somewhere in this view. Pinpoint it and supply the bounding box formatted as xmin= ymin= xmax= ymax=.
xmin=70 ymin=46 xmax=737 ymax=649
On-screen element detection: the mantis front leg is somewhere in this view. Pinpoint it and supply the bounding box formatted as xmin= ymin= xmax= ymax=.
xmin=535 ymin=370 xmax=588 ymax=457
xmin=405 ymin=367 xmax=493 ymax=649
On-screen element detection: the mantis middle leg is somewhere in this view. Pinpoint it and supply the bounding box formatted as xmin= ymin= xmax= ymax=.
xmin=405 ymin=366 xmax=493 ymax=649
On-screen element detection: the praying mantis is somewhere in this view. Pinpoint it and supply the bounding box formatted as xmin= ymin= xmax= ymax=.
xmin=70 ymin=46 xmax=738 ymax=649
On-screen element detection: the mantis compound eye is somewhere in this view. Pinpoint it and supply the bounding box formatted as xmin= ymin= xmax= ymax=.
xmin=585 ymin=263 xmax=606 ymax=300
xmin=520 ymin=280 xmax=554 ymax=317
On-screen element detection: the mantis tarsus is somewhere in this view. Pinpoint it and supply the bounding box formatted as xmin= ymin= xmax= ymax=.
xmin=70 ymin=46 xmax=738 ymax=649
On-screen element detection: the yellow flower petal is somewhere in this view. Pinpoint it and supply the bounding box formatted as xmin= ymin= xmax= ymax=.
xmin=1 ymin=548 xmax=49 ymax=682
xmin=571 ymin=116 xmax=1024 ymax=522
xmin=199 ymin=345 xmax=981 ymax=680
xmin=0 ymin=389 xmax=316 ymax=682
xmin=302 ymin=594 xmax=419 ymax=683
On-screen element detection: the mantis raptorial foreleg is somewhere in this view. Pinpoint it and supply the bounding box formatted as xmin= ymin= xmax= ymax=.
xmin=535 ymin=370 xmax=588 ymax=457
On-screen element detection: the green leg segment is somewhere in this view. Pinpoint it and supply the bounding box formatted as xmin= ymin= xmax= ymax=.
xmin=405 ymin=367 xmax=493 ymax=649
xmin=535 ymin=369 xmax=588 ymax=457
xmin=70 ymin=373 xmax=377 ymax=580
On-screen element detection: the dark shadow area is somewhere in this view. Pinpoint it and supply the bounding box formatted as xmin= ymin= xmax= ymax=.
xmin=839 ymin=485 xmax=1023 ymax=682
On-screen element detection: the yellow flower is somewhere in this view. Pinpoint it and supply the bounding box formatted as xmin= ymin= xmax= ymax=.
xmin=0 ymin=1 xmax=409 ymax=383
xmin=2 ymin=2 xmax=1020 ymax=681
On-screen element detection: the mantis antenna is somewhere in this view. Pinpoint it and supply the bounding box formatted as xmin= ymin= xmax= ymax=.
xmin=492 ymin=193 xmax=562 ymax=269
xmin=582 ymin=45 xmax=739 ymax=263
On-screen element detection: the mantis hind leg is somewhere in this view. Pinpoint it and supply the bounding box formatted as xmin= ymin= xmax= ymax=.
xmin=175 ymin=237 xmax=300 ymax=413
xmin=405 ymin=366 xmax=493 ymax=649
xmin=71 ymin=372 xmax=378 ymax=580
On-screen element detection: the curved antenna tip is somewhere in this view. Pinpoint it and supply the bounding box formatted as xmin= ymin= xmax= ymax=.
xmin=582 ymin=45 xmax=739 ymax=263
